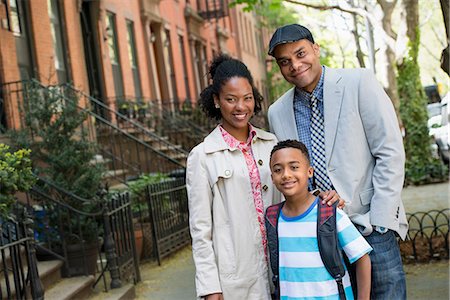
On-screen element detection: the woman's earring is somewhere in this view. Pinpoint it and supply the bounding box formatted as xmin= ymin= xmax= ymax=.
xmin=215 ymin=103 xmax=220 ymax=109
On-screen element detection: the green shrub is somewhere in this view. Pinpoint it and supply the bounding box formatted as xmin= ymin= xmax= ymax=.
xmin=0 ymin=143 xmax=36 ymax=217
xmin=397 ymin=30 xmax=448 ymax=185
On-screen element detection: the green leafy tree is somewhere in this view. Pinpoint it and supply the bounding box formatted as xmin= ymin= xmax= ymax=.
xmin=397 ymin=30 xmax=448 ymax=184
xmin=8 ymin=82 xmax=105 ymax=243
xmin=9 ymin=84 xmax=104 ymax=204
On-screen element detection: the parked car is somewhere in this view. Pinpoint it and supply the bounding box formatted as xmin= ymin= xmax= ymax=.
xmin=431 ymin=94 xmax=449 ymax=164
xmin=428 ymin=102 xmax=443 ymax=137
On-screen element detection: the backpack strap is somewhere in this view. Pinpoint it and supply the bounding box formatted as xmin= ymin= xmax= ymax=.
xmin=266 ymin=202 xmax=283 ymax=228
xmin=265 ymin=201 xmax=284 ymax=300
xmin=317 ymin=200 xmax=347 ymax=300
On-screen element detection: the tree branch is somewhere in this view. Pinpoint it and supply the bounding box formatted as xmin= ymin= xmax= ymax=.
xmin=284 ymin=0 xmax=397 ymax=53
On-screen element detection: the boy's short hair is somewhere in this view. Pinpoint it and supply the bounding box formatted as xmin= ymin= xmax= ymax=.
xmin=270 ymin=139 xmax=310 ymax=163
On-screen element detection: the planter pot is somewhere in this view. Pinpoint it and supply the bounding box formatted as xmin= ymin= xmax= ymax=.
xmin=62 ymin=242 xmax=99 ymax=277
xmin=134 ymin=226 xmax=143 ymax=260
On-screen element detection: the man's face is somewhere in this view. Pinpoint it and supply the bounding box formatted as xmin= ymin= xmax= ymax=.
xmin=273 ymin=39 xmax=322 ymax=93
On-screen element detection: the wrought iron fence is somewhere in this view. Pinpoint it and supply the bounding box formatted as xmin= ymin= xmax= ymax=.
xmin=26 ymin=177 xmax=140 ymax=291
xmin=399 ymin=208 xmax=449 ymax=263
xmin=132 ymin=177 xmax=190 ymax=265
xmin=0 ymin=209 xmax=43 ymax=300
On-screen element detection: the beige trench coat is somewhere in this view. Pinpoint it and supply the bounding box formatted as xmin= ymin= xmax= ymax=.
xmin=186 ymin=125 xmax=282 ymax=299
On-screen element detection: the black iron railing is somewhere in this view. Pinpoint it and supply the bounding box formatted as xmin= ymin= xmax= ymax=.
xmin=1 ymin=80 xmax=187 ymax=187
xmin=197 ymin=0 xmax=229 ymax=20
xmin=110 ymin=96 xmax=213 ymax=152
xmin=0 ymin=209 xmax=44 ymax=300
xmin=132 ymin=177 xmax=190 ymax=265
xmin=60 ymin=84 xmax=187 ymax=177
xmin=26 ymin=176 xmax=140 ymax=291
xmin=400 ymin=208 xmax=449 ymax=263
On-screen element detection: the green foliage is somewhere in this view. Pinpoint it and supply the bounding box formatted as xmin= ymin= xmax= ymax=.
xmin=7 ymin=83 xmax=105 ymax=243
xmin=128 ymin=173 xmax=169 ymax=198
xmin=0 ymin=144 xmax=36 ymax=217
xmin=8 ymin=84 xmax=104 ymax=204
xmin=397 ymin=30 xmax=448 ymax=185
xmin=128 ymin=173 xmax=169 ymax=213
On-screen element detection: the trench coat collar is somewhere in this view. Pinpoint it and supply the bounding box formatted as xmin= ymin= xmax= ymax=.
xmin=204 ymin=124 xmax=276 ymax=154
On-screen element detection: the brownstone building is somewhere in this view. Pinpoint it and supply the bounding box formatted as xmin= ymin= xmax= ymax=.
xmin=0 ymin=0 xmax=269 ymax=132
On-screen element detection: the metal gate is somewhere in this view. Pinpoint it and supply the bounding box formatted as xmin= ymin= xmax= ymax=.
xmin=146 ymin=177 xmax=190 ymax=265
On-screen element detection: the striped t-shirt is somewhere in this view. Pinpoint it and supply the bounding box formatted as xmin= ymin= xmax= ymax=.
xmin=278 ymin=197 xmax=372 ymax=300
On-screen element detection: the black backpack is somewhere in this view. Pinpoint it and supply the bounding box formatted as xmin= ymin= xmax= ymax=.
xmin=265 ymin=199 xmax=347 ymax=300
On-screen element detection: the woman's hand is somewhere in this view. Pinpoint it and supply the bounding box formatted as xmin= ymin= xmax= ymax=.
xmin=319 ymin=190 xmax=345 ymax=209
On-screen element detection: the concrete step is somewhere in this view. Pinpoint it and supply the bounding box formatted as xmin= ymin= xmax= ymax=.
xmin=90 ymin=154 xmax=112 ymax=166
xmin=88 ymin=283 xmax=136 ymax=300
xmin=102 ymin=169 xmax=129 ymax=179
xmin=38 ymin=260 xmax=64 ymax=290
xmin=45 ymin=275 xmax=95 ymax=300
xmin=0 ymin=259 xmax=63 ymax=299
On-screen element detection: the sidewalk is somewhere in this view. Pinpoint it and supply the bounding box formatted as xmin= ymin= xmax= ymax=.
xmin=135 ymin=181 xmax=450 ymax=300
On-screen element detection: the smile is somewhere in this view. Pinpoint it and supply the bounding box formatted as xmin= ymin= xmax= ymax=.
xmin=293 ymin=66 xmax=310 ymax=77
xmin=281 ymin=181 xmax=297 ymax=188
xmin=233 ymin=113 xmax=248 ymax=120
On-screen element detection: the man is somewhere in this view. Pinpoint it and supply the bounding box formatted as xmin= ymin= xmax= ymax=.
xmin=267 ymin=24 xmax=408 ymax=299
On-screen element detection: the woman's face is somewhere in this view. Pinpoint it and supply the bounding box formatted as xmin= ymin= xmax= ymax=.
xmin=214 ymin=77 xmax=255 ymax=140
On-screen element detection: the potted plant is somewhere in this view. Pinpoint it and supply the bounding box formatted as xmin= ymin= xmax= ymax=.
xmin=0 ymin=143 xmax=36 ymax=219
xmin=117 ymin=98 xmax=131 ymax=117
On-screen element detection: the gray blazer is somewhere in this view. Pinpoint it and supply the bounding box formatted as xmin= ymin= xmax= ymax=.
xmin=268 ymin=67 xmax=408 ymax=239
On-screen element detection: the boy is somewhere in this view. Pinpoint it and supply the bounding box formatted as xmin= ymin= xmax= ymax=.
xmin=266 ymin=140 xmax=372 ymax=300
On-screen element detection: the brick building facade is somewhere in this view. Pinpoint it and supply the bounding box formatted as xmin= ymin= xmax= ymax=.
xmin=0 ymin=0 xmax=269 ymax=131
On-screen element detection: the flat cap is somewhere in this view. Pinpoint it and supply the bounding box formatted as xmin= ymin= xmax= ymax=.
xmin=268 ymin=24 xmax=315 ymax=56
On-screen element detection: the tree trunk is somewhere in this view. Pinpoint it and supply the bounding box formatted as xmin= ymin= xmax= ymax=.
xmin=378 ymin=0 xmax=402 ymax=123
xmin=351 ymin=13 xmax=366 ymax=68
xmin=440 ymin=0 xmax=449 ymax=75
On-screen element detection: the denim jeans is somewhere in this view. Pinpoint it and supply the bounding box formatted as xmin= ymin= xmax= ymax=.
xmin=365 ymin=230 xmax=406 ymax=300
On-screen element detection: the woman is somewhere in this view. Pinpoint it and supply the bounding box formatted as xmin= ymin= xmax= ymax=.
xmin=186 ymin=55 xmax=340 ymax=300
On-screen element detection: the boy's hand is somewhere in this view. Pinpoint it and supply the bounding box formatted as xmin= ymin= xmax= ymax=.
xmin=319 ymin=190 xmax=345 ymax=208
xmin=205 ymin=293 xmax=224 ymax=300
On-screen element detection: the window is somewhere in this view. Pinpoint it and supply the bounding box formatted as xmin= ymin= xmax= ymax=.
xmin=126 ymin=20 xmax=142 ymax=98
xmin=9 ymin=0 xmax=22 ymax=35
xmin=126 ymin=20 xmax=137 ymax=68
xmin=105 ymin=12 xmax=124 ymax=98
xmin=105 ymin=12 xmax=119 ymax=65
xmin=178 ymin=34 xmax=190 ymax=102
xmin=47 ymin=0 xmax=67 ymax=82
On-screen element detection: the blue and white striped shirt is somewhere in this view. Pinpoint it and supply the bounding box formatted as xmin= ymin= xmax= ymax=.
xmin=278 ymin=197 xmax=373 ymax=300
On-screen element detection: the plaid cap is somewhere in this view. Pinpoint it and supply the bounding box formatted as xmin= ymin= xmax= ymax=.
xmin=268 ymin=24 xmax=315 ymax=56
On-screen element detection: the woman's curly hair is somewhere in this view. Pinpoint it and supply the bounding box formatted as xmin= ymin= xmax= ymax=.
xmin=199 ymin=54 xmax=264 ymax=120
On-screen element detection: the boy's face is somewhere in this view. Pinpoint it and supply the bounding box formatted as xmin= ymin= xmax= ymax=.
xmin=270 ymin=147 xmax=313 ymax=198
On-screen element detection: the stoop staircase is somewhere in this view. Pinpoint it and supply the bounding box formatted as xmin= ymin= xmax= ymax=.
xmin=59 ymin=83 xmax=189 ymax=188
xmin=37 ymin=260 xmax=95 ymax=300
xmin=0 ymin=219 xmax=95 ymax=300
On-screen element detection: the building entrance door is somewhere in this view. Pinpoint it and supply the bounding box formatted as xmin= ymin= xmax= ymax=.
xmin=80 ymin=1 xmax=104 ymax=102
xmin=80 ymin=0 xmax=105 ymax=117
